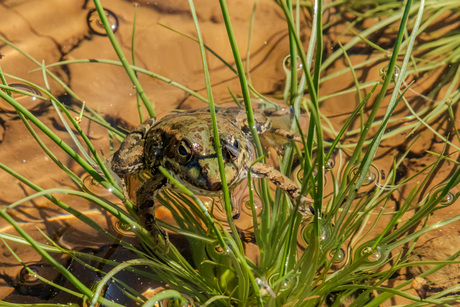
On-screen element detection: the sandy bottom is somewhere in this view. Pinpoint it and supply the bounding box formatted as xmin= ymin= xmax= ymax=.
xmin=0 ymin=0 xmax=459 ymax=305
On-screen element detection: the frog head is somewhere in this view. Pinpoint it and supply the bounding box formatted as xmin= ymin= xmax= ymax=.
xmin=144 ymin=114 xmax=251 ymax=194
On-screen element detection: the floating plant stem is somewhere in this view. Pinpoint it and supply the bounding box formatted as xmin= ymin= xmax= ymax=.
xmin=158 ymin=167 xmax=226 ymax=249
xmin=0 ymin=36 xmax=120 ymax=142
xmin=158 ymin=23 xmax=237 ymax=75
xmin=0 ymin=237 xmax=85 ymax=303
xmin=130 ymin=5 xmax=144 ymax=124
xmin=185 ymin=4 xmax=263 ymax=302
xmin=143 ymin=290 xmax=188 ymax=307
xmin=325 ymin=85 xmax=377 ymax=162
xmin=218 ymin=0 xmax=263 ymax=158
xmin=0 ymin=209 xmax=101 ymax=304
xmin=335 ymin=0 xmax=416 ymax=233
xmin=187 ymin=0 xmax=241 ymax=253
xmin=39 ymin=58 xmax=208 ymax=103
xmin=356 ymin=0 xmax=419 ymax=190
xmin=92 ymin=0 xmax=155 ymax=117
xmin=0 ymin=89 xmax=123 ymax=193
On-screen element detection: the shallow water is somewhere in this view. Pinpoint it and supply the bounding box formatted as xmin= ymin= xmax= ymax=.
xmin=1 ymin=0 xmax=460 ymax=305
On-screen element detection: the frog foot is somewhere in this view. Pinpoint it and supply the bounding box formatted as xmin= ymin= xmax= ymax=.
xmin=136 ymin=175 xmax=170 ymax=252
xmin=250 ymin=162 xmax=314 ymax=216
xmin=269 ymin=127 xmax=302 ymax=143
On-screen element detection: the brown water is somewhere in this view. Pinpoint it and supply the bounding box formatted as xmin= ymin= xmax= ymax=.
xmin=1 ymin=0 xmax=460 ymax=305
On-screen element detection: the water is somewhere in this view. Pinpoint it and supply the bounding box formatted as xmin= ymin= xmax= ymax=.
xmin=0 ymin=0 xmax=459 ymax=305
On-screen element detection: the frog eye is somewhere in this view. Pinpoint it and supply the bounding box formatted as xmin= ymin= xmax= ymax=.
xmin=177 ymin=140 xmax=193 ymax=162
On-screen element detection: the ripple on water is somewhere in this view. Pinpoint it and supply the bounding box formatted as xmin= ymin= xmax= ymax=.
xmin=297 ymin=220 xmax=334 ymax=250
xmin=16 ymin=262 xmax=67 ymax=300
xmin=0 ymin=83 xmax=43 ymax=113
xmin=283 ymin=54 xmax=303 ymax=72
xmin=268 ymin=273 xmax=296 ymax=294
xmin=81 ymin=173 xmax=114 ymax=196
xmin=327 ymin=247 xmax=347 ymax=270
xmin=349 ymin=164 xmax=380 ymax=196
xmin=108 ymin=215 xmax=136 ymax=238
xmin=430 ymin=183 xmax=457 ymax=208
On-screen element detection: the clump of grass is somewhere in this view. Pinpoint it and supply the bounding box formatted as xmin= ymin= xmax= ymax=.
xmin=0 ymin=0 xmax=460 ymax=306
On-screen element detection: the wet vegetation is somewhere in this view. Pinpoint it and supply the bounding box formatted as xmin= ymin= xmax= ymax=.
xmin=1 ymin=0 xmax=460 ymax=306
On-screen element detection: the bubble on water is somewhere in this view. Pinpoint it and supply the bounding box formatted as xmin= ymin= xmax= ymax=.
xmin=326 ymin=158 xmax=335 ymax=170
xmin=319 ymin=225 xmax=330 ymax=241
xmin=87 ymin=8 xmax=119 ymax=36
xmin=441 ymin=191 xmax=455 ymax=205
xmin=243 ymin=197 xmax=262 ymax=212
xmin=214 ymin=243 xmax=231 ymax=255
xmin=298 ymin=221 xmax=333 ymax=250
xmin=0 ymin=83 xmax=42 ymax=112
xmin=268 ymin=273 xmax=296 ymax=293
xmin=327 ymin=247 xmax=347 ymax=270
xmin=350 ymin=164 xmax=379 ymax=188
xmin=283 ymin=55 xmax=303 ymax=72
xmin=292 ymin=164 xmax=327 ymax=187
xmin=19 ymin=267 xmax=39 ymax=284
xmin=430 ymin=183 xmax=456 ymax=207
xmin=10 ymin=83 xmax=41 ymax=98
xmin=379 ymin=64 xmax=402 ymax=82
xmin=361 ymin=245 xmax=382 ymax=262
xmin=329 ymin=248 xmax=345 ymax=263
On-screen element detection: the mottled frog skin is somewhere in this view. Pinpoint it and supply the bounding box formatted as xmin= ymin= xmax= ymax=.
xmin=111 ymin=107 xmax=313 ymax=237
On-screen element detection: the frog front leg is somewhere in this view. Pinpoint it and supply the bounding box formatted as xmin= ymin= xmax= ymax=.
xmin=112 ymin=117 xmax=157 ymax=175
xmin=250 ymin=162 xmax=314 ymax=216
xmin=136 ymin=174 xmax=169 ymax=248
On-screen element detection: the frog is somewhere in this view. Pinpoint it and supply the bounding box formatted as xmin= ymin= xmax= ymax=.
xmin=111 ymin=106 xmax=314 ymax=240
